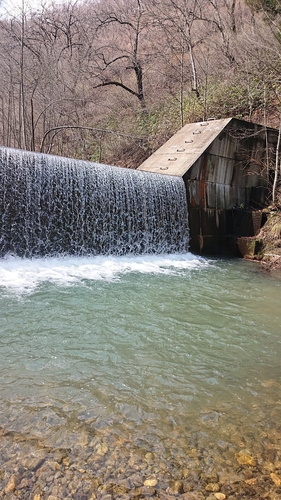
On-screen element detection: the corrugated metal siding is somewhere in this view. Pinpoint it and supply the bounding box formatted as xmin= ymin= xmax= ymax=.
xmin=138 ymin=117 xmax=278 ymax=254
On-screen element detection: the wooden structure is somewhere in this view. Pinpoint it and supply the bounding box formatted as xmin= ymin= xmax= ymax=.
xmin=138 ymin=118 xmax=278 ymax=255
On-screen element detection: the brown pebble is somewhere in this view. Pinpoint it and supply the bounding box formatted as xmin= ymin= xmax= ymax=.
xmin=145 ymin=452 xmax=154 ymax=462
xmin=62 ymin=457 xmax=70 ymax=467
xmin=270 ymin=472 xmax=281 ymax=486
xmin=131 ymin=486 xmax=156 ymax=497
xmin=219 ymin=471 xmax=243 ymax=485
xmin=18 ymin=478 xmax=31 ymax=489
xmin=111 ymin=484 xmax=128 ymax=495
xmin=91 ymin=478 xmax=102 ymax=489
xmin=129 ymin=474 xmax=143 ymax=488
xmin=245 ymin=477 xmax=258 ymax=486
xmin=201 ymin=470 xmax=219 ymax=483
xmin=5 ymin=474 xmax=18 ymax=493
xmin=235 ymin=451 xmax=256 ymax=466
xmin=214 ymin=494 xmax=226 ymax=500
xmin=205 ymin=482 xmax=220 ymax=492
xmin=144 ymin=478 xmax=158 ymax=487
xmin=96 ymin=443 xmax=108 ymax=456
xmin=47 ymin=461 xmax=61 ymax=471
xmin=181 ymin=492 xmax=205 ymax=500
xmin=167 ymin=480 xmax=184 ymax=494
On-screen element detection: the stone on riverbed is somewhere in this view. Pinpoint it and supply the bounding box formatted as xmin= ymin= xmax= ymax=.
xmin=235 ymin=450 xmax=256 ymax=466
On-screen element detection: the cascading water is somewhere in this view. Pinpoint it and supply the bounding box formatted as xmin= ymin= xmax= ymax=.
xmin=0 ymin=147 xmax=189 ymax=258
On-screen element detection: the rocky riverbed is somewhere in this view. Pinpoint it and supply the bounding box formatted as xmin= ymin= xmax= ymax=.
xmin=1 ymin=404 xmax=281 ymax=500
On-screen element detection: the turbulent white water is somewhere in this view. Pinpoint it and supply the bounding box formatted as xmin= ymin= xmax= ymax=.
xmin=0 ymin=252 xmax=209 ymax=294
xmin=0 ymin=147 xmax=189 ymax=258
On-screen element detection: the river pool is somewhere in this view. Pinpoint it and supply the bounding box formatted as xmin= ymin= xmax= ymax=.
xmin=0 ymin=253 xmax=280 ymax=499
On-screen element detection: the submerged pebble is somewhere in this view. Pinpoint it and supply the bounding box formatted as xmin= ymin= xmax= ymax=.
xmin=0 ymin=417 xmax=280 ymax=500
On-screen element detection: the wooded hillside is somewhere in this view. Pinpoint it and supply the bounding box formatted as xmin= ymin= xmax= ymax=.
xmin=1 ymin=0 xmax=281 ymax=170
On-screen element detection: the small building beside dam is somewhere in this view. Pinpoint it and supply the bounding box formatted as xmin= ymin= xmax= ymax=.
xmin=138 ymin=117 xmax=278 ymax=255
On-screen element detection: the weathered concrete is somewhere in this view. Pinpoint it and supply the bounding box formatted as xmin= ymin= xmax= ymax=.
xmin=139 ymin=118 xmax=233 ymax=177
xmin=138 ymin=118 xmax=278 ymax=255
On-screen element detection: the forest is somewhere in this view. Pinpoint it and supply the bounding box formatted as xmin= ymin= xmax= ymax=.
xmin=0 ymin=0 xmax=281 ymax=170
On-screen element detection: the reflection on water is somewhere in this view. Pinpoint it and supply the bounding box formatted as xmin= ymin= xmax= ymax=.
xmin=0 ymin=254 xmax=280 ymax=498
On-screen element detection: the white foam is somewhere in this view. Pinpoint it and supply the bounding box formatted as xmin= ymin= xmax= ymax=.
xmin=0 ymin=253 xmax=211 ymax=294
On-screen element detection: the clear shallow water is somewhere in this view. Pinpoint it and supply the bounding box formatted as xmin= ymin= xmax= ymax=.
xmin=0 ymin=253 xmax=281 ymax=497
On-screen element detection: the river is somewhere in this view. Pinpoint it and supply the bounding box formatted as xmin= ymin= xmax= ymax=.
xmin=0 ymin=253 xmax=280 ymax=498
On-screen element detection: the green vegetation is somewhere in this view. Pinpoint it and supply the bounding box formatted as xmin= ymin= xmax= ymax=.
xmin=257 ymin=205 xmax=281 ymax=269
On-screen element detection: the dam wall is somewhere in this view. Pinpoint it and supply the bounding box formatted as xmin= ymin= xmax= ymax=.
xmin=0 ymin=147 xmax=189 ymax=258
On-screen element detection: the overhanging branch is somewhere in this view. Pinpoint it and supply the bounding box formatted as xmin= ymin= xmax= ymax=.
xmin=93 ymin=81 xmax=140 ymax=98
xmin=40 ymin=125 xmax=147 ymax=153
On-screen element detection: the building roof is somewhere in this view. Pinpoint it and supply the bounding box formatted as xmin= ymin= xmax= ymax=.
xmin=137 ymin=118 xmax=233 ymax=176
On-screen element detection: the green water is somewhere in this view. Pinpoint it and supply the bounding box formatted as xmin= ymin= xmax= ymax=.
xmin=0 ymin=253 xmax=280 ymax=488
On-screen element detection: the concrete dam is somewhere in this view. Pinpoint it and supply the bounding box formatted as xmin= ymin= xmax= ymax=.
xmin=0 ymin=118 xmax=277 ymax=257
xmin=0 ymin=147 xmax=189 ymax=258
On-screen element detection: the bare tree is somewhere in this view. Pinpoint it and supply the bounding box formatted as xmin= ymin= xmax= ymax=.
xmin=88 ymin=0 xmax=152 ymax=111
xmin=151 ymin=0 xmax=204 ymax=98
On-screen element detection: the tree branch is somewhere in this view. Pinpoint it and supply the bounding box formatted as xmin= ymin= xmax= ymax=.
xmin=40 ymin=125 xmax=147 ymax=153
xmin=93 ymin=80 xmax=140 ymax=98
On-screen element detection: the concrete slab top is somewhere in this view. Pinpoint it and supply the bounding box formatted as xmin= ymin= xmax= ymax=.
xmin=138 ymin=118 xmax=233 ymax=176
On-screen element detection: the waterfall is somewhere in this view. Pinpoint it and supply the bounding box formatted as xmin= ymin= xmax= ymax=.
xmin=0 ymin=147 xmax=189 ymax=258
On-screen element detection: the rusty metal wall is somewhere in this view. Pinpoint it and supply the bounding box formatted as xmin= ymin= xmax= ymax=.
xmin=139 ymin=118 xmax=278 ymax=255
xmin=183 ymin=119 xmax=277 ymax=254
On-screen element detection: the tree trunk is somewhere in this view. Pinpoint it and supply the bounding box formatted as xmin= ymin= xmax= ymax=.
xmin=272 ymin=116 xmax=281 ymax=204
